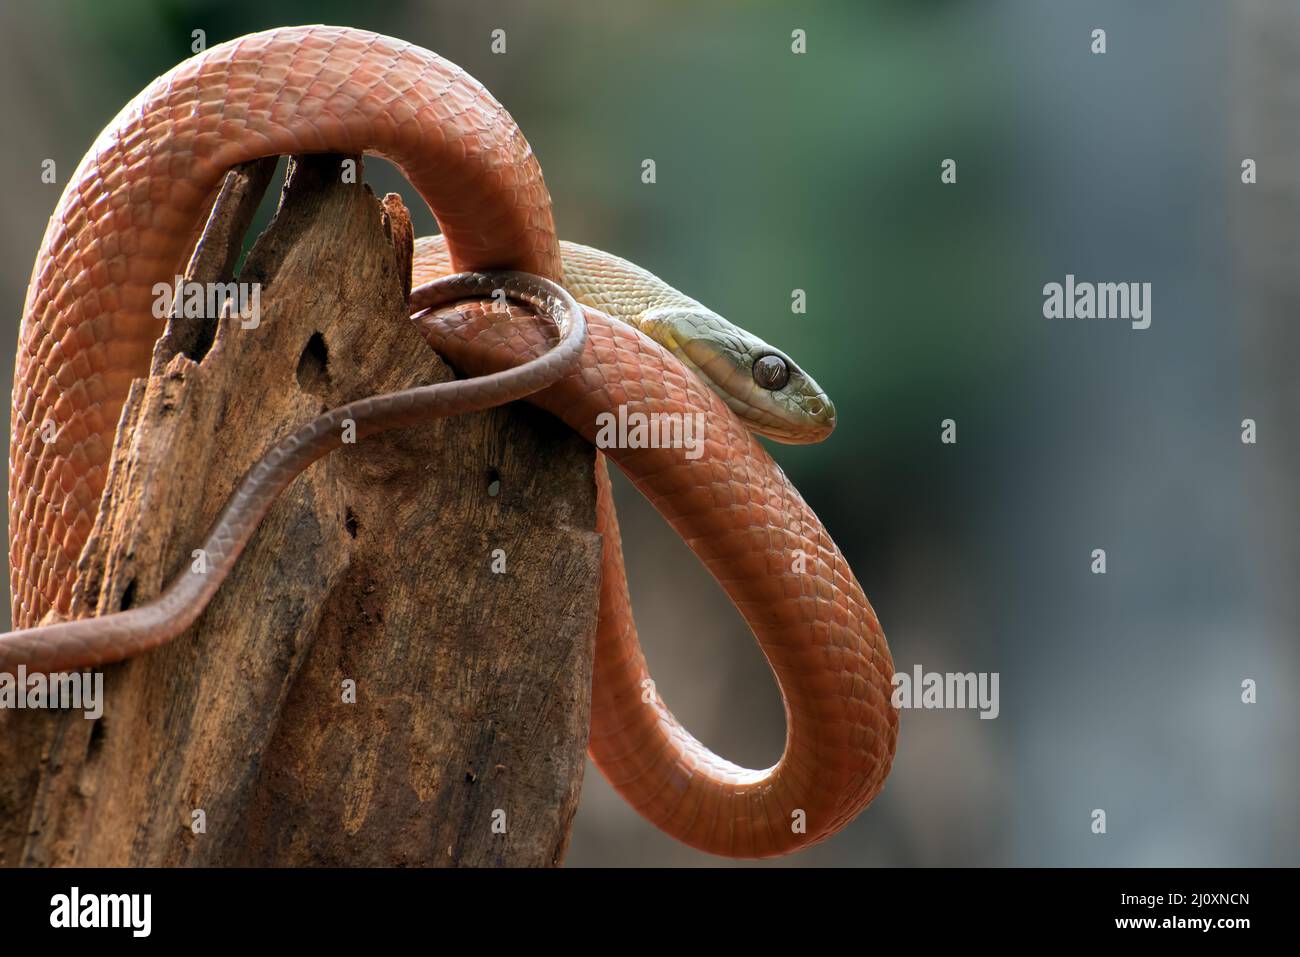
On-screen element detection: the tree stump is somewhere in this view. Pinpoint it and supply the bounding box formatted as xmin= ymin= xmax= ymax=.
xmin=0 ymin=154 xmax=600 ymax=867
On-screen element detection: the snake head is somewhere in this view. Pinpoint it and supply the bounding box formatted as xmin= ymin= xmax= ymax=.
xmin=641 ymin=308 xmax=836 ymax=444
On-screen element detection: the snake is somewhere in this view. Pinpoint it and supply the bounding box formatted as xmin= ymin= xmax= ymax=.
xmin=2 ymin=25 xmax=896 ymax=858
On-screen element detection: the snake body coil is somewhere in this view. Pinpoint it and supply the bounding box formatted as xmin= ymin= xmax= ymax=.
xmin=5 ymin=26 xmax=896 ymax=857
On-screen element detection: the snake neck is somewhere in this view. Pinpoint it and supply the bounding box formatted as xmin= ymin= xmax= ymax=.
xmin=553 ymin=240 xmax=711 ymax=330
xmin=412 ymin=235 xmax=836 ymax=442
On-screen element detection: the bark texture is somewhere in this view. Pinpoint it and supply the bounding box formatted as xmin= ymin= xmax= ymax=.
xmin=0 ymin=153 xmax=599 ymax=867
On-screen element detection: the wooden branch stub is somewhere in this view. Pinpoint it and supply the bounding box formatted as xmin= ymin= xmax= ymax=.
xmin=0 ymin=154 xmax=599 ymax=867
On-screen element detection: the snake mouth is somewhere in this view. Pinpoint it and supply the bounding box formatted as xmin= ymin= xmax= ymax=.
xmin=783 ymin=395 xmax=837 ymax=443
xmin=752 ymin=395 xmax=836 ymax=444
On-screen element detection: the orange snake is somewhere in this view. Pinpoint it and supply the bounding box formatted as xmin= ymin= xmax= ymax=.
xmin=3 ymin=26 xmax=896 ymax=858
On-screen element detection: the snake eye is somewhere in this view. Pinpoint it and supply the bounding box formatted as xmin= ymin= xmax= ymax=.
xmin=752 ymin=354 xmax=790 ymax=391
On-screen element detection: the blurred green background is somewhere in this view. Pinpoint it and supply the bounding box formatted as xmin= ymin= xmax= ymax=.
xmin=1 ymin=0 xmax=1295 ymax=866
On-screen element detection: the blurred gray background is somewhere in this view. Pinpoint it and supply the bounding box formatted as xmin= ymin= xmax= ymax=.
xmin=0 ymin=0 xmax=1295 ymax=866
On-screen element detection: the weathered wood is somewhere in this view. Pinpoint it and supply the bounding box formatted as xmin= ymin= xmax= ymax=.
xmin=0 ymin=153 xmax=599 ymax=867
